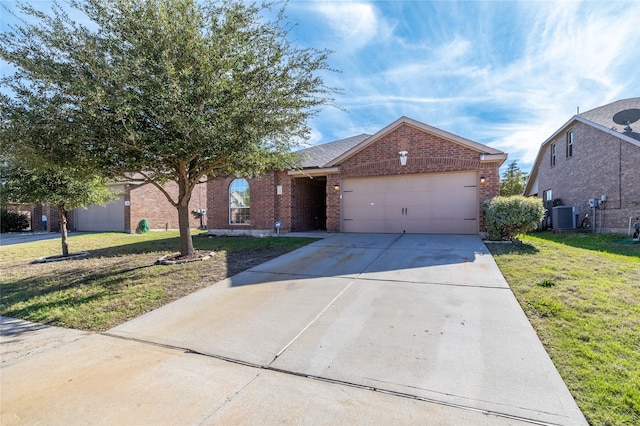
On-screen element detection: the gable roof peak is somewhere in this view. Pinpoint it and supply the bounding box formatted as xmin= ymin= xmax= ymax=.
xmin=326 ymin=116 xmax=506 ymax=167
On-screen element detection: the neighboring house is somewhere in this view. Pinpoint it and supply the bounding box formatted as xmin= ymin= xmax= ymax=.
xmin=73 ymin=179 xmax=207 ymax=233
xmin=207 ymin=116 xmax=507 ymax=235
xmin=524 ymin=98 xmax=640 ymax=233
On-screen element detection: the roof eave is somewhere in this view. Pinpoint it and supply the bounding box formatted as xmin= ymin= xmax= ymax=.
xmin=287 ymin=167 xmax=340 ymax=177
xmin=480 ymin=153 xmax=508 ymax=166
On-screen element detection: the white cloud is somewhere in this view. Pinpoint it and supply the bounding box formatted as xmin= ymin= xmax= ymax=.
xmin=313 ymin=2 xmax=388 ymax=50
xmin=476 ymin=0 xmax=640 ymax=169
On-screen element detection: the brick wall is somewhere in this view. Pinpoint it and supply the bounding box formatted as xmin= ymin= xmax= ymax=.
xmin=340 ymin=124 xmax=481 ymax=177
xmin=275 ymin=171 xmax=292 ymax=231
xmin=479 ymin=162 xmax=501 ymax=231
xmin=207 ymin=172 xmax=285 ymax=232
xmin=129 ymin=181 xmax=207 ymax=232
xmin=49 ymin=206 xmax=60 ymax=232
xmin=534 ymin=122 xmax=640 ymax=232
xmin=326 ymin=174 xmax=341 ymax=232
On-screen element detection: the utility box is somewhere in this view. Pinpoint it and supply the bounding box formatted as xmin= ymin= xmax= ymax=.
xmin=552 ymin=206 xmax=579 ymax=229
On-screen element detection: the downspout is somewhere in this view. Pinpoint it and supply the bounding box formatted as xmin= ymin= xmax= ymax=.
xmin=619 ymin=139 xmax=622 ymax=209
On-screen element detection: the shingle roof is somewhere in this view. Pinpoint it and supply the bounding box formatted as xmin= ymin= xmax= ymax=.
xmin=579 ymin=97 xmax=640 ymax=141
xmin=295 ymin=134 xmax=372 ymax=168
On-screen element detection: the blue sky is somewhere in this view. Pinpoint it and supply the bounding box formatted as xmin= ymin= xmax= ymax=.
xmin=2 ymin=1 xmax=639 ymax=174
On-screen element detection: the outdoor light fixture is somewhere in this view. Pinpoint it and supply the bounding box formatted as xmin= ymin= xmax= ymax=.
xmin=480 ymin=176 xmax=486 ymax=184
xmin=334 ymin=184 xmax=340 ymax=191
xmin=399 ymin=150 xmax=408 ymax=166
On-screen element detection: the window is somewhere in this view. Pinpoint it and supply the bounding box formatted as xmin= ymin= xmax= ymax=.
xmin=550 ymin=143 xmax=556 ymax=167
xmin=229 ymin=178 xmax=250 ymax=224
xmin=543 ymin=189 xmax=553 ymax=209
xmin=566 ymin=130 xmax=574 ymax=158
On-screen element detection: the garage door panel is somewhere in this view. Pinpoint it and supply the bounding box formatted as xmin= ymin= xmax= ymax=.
xmin=75 ymin=196 xmax=125 ymax=232
xmin=342 ymin=173 xmax=477 ymax=234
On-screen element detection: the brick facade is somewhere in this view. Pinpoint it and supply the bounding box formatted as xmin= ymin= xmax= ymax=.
xmin=329 ymin=123 xmax=501 ymax=232
xmin=208 ymin=172 xmax=289 ymax=234
xmin=128 ymin=181 xmax=207 ymax=232
xmin=532 ymin=122 xmax=640 ymax=233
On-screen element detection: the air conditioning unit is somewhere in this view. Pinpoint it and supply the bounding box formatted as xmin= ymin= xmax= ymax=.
xmin=552 ymin=206 xmax=579 ymax=229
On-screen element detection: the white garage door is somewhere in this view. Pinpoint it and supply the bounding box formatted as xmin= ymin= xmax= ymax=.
xmin=342 ymin=172 xmax=478 ymax=234
xmin=75 ymin=195 xmax=126 ymax=232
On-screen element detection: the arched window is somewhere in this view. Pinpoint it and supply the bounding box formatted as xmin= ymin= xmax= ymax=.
xmin=229 ymin=178 xmax=250 ymax=224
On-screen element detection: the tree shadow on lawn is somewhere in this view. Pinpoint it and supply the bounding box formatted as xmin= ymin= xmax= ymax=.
xmin=75 ymin=234 xmax=316 ymax=260
xmin=0 ymin=262 xmax=158 ymax=309
xmin=1 ymin=237 xmax=312 ymax=330
xmin=529 ymin=231 xmax=640 ymax=259
xmin=0 ymin=259 xmax=214 ymax=330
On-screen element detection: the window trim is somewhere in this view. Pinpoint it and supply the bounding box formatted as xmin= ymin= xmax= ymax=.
xmin=229 ymin=178 xmax=250 ymax=225
xmin=550 ymin=142 xmax=556 ymax=167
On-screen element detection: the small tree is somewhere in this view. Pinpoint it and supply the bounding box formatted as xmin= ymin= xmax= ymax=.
xmin=500 ymin=161 xmax=528 ymax=196
xmin=1 ymin=0 xmax=338 ymax=256
xmin=1 ymin=160 xmax=115 ymax=256
xmin=482 ymin=196 xmax=545 ymax=241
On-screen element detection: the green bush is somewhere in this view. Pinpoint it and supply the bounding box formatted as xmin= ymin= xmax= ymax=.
xmin=1 ymin=208 xmax=30 ymax=233
xmin=482 ymin=196 xmax=545 ymax=241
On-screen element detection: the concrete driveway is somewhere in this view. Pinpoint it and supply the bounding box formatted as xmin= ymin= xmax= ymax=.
xmin=1 ymin=233 xmax=586 ymax=425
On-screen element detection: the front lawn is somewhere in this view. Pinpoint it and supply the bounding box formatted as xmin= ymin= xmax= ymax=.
xmin=0 ymin=231 xmax=317 ymax=331
xmin=488 ymin=232 xmax=640 ymax=426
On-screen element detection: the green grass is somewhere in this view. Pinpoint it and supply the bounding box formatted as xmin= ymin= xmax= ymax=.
xmin=0 ymin=231 xmax=316 ymax=331
xmin=488 ymin=232 xmax=640 ymax=426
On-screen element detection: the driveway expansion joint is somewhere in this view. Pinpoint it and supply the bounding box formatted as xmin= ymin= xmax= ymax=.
xmin=99 ymin=331 xmax=563 ymax=426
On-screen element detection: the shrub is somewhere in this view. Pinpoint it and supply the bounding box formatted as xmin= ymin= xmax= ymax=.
xmin=1 ymin=208 xmax=30 ymax=233
xmin=482 ymin=196 xmax=545 ymax=241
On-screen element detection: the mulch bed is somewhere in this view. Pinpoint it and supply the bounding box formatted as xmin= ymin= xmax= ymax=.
xmin=33 ymin=252 xmax=90 ymax=264
xmin=156 ymin=250 xmax=215 ymax=265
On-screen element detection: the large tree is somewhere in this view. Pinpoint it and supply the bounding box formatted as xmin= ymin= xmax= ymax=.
xmin=500 ymin=161 xmax=528 ymax=196
xmin=0 ymin=0 xmax=337 ymax=256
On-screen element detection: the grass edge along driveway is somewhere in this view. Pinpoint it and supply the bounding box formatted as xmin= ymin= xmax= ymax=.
xmin=487 ymin=232 xmax=640 ymax=426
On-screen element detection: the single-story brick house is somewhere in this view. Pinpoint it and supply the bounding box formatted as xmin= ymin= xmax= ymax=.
xmin=72 ymin=179 xmax=207 ymax=233
xmin=208 ymin=116 xmax=507 ymax=235
xmin=524 ymin=98 xmax=640 ymax=233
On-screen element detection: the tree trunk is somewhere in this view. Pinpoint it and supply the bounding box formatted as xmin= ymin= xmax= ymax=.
xmin=58 ymin=205 xmax=69 ymax=257
xmin=177 ymin=202 xmax=194 ymax=256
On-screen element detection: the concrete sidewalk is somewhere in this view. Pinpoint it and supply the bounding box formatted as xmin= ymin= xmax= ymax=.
xmin=1 ymin=233 xmax=587 ymax=425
